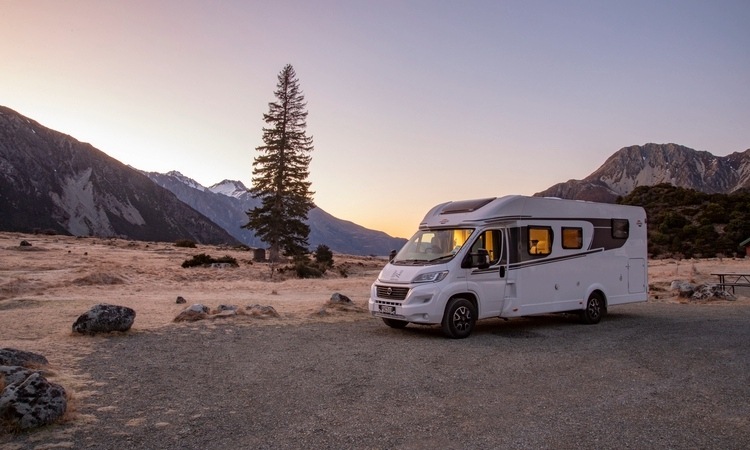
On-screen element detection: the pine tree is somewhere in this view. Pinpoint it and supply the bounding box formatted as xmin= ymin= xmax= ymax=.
xmin=243 ymin=64 xmax=314 ymax=261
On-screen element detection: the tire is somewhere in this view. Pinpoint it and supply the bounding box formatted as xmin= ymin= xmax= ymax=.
xmin=580 ymin=292 xmax=605 ymax=324
xmin=382 ymin=318 xmax=408 ymax=329
xmin=441 ymin=297 xmax=477 ymax=339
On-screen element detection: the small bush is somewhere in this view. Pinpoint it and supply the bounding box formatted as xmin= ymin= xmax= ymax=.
xmin=314 ymin=244 xmax=334 ymax=267
xmin=215 ymin=255 xmax=239 ymax=266
xmin=175 ymin=239 xmax=197 ymax=248
xmin=181 ymin=253 xmax=238 ymax=268
xmin=293 ymin=260 xmax=325 ymax=278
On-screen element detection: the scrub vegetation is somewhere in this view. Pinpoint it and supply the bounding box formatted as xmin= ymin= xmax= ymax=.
xmin=618 ymin=183 xmax=750 ymax=258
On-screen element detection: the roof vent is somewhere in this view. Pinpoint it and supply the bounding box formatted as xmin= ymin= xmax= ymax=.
xmin=440 ymin=198 xmax=495 ymax=214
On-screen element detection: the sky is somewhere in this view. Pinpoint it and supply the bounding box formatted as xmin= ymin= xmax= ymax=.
xmin=2 ymin=0 xmax=749 ymax=239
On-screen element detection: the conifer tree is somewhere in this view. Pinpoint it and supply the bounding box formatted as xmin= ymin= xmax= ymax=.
xmin=243 ymin=64 xmax=314 ymax=261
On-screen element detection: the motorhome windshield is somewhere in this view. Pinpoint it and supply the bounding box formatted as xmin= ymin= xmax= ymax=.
xmin=393 ymin=228 xmax=474 ymax=265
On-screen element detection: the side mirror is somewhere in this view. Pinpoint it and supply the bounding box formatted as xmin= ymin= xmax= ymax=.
xmin=460 ymin=248 xmax=490 ymax=269
xmin=476 ymin=248 xmax=489 ymax=269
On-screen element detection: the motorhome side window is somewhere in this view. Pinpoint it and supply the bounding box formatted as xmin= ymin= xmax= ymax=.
xmin=562 ymin=227 xmax=583 ymax=249
xmin=528 ymin=226 xmax=552 ymax=255
xmin=612 ymin=219 xmax=629 ymax=239
xmin=469 ymin=230 xmax=503 ymax=265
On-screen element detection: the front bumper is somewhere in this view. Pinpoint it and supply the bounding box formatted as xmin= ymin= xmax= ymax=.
xmin=368 ymin=282 xmax=443 ymax=324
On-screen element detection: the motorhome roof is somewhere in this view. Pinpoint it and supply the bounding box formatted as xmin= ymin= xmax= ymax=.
xmin=419 ymin=195 xmax=644 ymax=229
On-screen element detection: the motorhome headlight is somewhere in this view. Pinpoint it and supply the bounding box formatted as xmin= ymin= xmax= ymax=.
xmin=412 ymin=270 xmax=449 ymax=283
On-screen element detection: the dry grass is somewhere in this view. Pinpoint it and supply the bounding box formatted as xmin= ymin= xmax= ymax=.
xmin=0 ymin=232 xmax=388 ymax=436
xmin=1 ymin=231 xmax=748 ymax=429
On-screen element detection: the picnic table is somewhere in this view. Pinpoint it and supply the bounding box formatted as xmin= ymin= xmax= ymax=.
xmin=711 ymin=273 xmax=750 ymax=294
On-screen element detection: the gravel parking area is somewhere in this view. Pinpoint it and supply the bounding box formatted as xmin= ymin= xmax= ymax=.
xmin=3 ymin=301 xmax=749 ymax=449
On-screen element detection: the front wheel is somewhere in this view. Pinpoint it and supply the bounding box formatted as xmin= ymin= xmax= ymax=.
xmin=382 ymin=318 xmax=408 ymax=329
xmin=441 ymin=297 xmax=477 ymax=339
xmin=580 ymin=292 xmax=605 ymax=324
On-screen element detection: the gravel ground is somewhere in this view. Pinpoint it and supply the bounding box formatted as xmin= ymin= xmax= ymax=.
xmin=3 ymin=301 xmax=750 ymax=449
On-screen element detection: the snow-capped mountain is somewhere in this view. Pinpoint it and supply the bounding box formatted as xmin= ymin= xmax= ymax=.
xmin=208 ymin=179 xmax=248 ymax=199
xmin=146 ymin=172 xmax=408 ymax=256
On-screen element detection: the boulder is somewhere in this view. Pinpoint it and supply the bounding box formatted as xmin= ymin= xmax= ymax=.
xmin=245 ymin=304 xmax=280 ymax=318
xmin=0 ymin=348 xmax=49 ymax=368
xmin=330 ymin=292 xmax=352 ymax=304
xmin=176 ymin=296 xmax=187 ymax=304
xmin=0 ymin=372 xmax=67 ymax=430
xmin=670 ymin=280 xmax=695 ymax=298
xmin=212 ymin=309 xmax=237 ymax=319
xmin=691 ymin=284 xmax=736 ymax=301
xmin=0 ymin=366 xmax=41 ymax=386
xmin=174 ymin=304 xmax=210 ymax=322
xmin=316 ymin=293 xmax=364 ymax=316
xmin=72 ymin=304 xmax=136 ymax=334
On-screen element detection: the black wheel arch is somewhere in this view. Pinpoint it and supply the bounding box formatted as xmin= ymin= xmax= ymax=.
xmin=449 ymin=292 xmax=479 ymax=315
xmin=589 ymin=289 xmax=608 ymax=313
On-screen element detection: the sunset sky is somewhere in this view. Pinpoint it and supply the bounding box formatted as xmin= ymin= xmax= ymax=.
xmin=2 ymin=0 xmax=749 ymax=238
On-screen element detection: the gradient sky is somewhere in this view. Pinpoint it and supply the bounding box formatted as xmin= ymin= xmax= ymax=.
xmin=2 ymin=0 xmax=749 ymax=238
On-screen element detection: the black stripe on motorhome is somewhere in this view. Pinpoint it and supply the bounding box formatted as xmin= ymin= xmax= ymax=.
xmin=470 ymin=249 xmax=604 ymax=276
xmin=483 ymin=217 xmax=629 ymax=253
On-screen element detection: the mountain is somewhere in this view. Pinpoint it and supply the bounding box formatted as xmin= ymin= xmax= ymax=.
xmin=146 ymin=171 xmax=408 ymax=256
xmin=0 ymin=106 xmax=239 ymax=244
xmin=535 ymin=143 xmax=750 ymax=202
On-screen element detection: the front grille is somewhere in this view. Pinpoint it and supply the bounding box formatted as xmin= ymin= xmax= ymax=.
xmin=376 ymin=285 xmax=409 ymax=301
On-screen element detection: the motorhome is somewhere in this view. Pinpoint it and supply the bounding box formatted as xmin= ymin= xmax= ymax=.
xmin=369 ymin=195 xmax=648 ymax=338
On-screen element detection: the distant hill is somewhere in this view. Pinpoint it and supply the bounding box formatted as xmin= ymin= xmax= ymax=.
xmin=146 ymin=171 xmax=407 ymax=256
xmin=0 ymin=106 xmax=238 ymax=244
xmin=536 ymin=143 xmax=750 ymax=202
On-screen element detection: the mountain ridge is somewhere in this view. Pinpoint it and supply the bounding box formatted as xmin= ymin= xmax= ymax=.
xmin=145 ymin=171 xmax=408 ymax=256
xmin=535 ymin=143 xmax=750 ymax=202
xmin=3 ymin=105 xmax=748 ymax=255
xmin=0 ymin=106 xmax=238 ymax=244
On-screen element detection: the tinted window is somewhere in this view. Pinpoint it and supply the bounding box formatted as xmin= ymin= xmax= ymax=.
xmin=612 ymin=219 xmax=629 ymax=239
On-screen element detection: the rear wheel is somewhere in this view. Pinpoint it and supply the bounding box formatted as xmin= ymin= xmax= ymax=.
xmin=382 ymin=318 xmax=408 ymax=329
xmin=581 ymin=292 xmax=605 ymax=324
xmin=441 ymin=297 xmax=477 ymax=339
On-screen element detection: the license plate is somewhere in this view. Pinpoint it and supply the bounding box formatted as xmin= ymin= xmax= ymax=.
xmin=379 ymin=305 xmax=396 ymax=315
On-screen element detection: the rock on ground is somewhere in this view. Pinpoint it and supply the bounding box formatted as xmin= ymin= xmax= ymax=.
xmin=72 ymin=304 xmax=136 ymax=334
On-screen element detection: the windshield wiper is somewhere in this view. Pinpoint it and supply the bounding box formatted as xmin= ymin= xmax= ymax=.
xmin=394 ymin=259 xmax=427 ymax=265
xmin=428 ymin=255 xmax=454 ymax=263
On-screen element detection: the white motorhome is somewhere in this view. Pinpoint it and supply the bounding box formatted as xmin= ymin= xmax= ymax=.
xmin=369 ymin=195 xmax=648 ymax=338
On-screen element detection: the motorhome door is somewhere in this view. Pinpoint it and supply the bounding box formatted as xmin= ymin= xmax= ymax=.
xmin=465 ymin=228 xmax=509 ymax=317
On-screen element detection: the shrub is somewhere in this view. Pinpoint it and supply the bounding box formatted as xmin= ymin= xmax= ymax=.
xmin=294 ymin=261 xmax=325 ymax=278
xmin=175 ymin=239 xmax=197 ymax=248
xmin=314 ymin=244 xmax=334 ymax=267
xmin=181 ymin=253 xmax=238 ymax=268
xmin=214 ymin=255 xmax=239 ymax=266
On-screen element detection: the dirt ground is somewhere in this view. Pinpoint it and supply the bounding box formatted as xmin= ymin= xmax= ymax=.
xmin=1 ymin=232 xmax=748 ymax=448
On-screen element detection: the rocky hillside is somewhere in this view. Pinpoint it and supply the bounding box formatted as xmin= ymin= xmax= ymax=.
xmin=0 ymin=106 xmax=239 ymax=244
xmin=536 ymin=143 xmax=750 ymax=202
xmin=146 ymin=171 xmax=407 ymax=256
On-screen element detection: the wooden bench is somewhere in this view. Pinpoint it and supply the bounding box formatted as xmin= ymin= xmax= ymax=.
xmin=711 ymin=273 xmax=750 ymax=294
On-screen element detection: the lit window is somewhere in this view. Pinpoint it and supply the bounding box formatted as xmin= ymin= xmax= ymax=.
xmin=528 ymin=227 xmax=552 ymax=255
xmin=562 ymin=227 xmax=583 ymax=249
